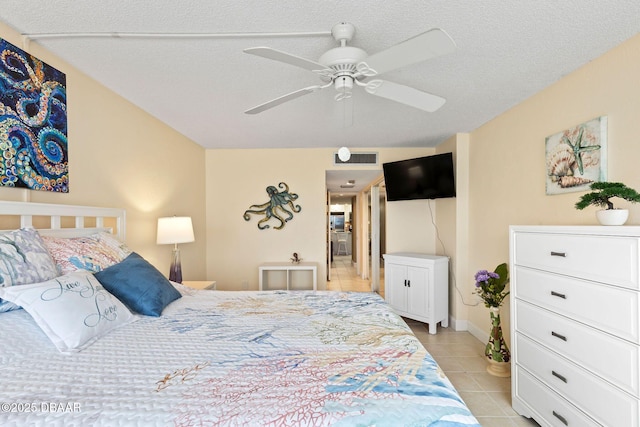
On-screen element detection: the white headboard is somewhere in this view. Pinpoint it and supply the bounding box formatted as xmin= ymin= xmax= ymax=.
xmin=0 ymin=201 xmax=126 ymax=241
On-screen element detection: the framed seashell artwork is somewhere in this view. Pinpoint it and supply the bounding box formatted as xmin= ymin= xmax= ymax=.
xmin=545 ymin=116 xmax=607 ymax=195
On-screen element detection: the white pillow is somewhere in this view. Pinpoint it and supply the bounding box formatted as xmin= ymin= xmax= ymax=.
xmin=0 ymin=227 xmax=59 ymax=313
xmin=41 ymin=231 xmax=131 ymax=275
xmin=0 ymin=270 xmax=137 ymax=353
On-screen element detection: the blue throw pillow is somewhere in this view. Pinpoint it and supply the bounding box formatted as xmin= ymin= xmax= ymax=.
xmin=94 ymin=252 xmax=181 ymax=316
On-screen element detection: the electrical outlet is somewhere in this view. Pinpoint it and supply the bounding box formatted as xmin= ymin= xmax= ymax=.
xmin=242 ymin=280 xmax=249 ymax=290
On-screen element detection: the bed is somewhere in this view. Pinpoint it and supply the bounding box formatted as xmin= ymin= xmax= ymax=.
xmin=0 ymin=201 xmax=480 ymax=426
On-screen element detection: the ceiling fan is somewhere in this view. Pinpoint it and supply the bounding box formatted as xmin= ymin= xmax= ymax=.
xmin=243 ymin=22 xmax=456 ymax=115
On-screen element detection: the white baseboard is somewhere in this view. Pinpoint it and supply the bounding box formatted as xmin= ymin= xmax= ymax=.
xmin=466 ymin=320 xmax=489 ymax=344
xmin=441 ymin=317 xmax=488 ymax=349
xmin=448 ymin=315 xmax=468 ymax=331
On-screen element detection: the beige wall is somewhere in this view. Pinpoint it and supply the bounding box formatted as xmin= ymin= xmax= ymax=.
xmin=205 ymin=147 xmax=436 ymax=290
xmin=436 ymin=133 xmax=471 ymax=330
xmin=0 ymin=22 xmax=207 ymax=280
xmin=467 ymin=33 xmax=640 ymax=344
xmin=5 ymin=19 xmax=639 ymax=340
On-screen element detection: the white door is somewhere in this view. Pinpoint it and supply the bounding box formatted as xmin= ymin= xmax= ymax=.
xmin=326 ymin=190 xmax=331 ymax=281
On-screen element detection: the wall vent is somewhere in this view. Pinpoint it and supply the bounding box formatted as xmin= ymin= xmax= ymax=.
xmin=333 ymin=152 xmax=378 ymax=165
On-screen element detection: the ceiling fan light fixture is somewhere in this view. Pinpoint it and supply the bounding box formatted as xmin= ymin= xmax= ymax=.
xmin=338 ymin=147 xmax=351 ymax=162
xmin=334 ymin=75 xmax=353 ymax=91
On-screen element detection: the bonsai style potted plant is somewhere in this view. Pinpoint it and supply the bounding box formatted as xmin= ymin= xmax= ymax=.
xmin=575 ymin=181 xmax=640 ymax=225
xmin=474 ymin=263 xmax=510 ymax=377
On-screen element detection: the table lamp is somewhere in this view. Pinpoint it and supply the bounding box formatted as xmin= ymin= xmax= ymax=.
xmin=156 ymin=216 xmax=195 ymax=283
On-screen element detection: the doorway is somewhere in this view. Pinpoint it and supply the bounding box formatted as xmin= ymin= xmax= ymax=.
xmin=328 ymin=193 xmax=355 ymax=275
xmin=325 ymin=170 xmax=385 ymax=291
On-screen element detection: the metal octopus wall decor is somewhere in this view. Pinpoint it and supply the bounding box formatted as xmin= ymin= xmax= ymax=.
xmin=243 ymin=182 xmax=301 ymax=230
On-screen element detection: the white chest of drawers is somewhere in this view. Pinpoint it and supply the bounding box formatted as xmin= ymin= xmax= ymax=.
xmin=510 ymin=226 xmax=640 ymax=427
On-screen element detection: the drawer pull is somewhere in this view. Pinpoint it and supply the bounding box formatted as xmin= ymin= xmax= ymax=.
xmin=407 ymin=280 xmax=411 ymax=287
xmin=552 ymin=370 xmax=568 ymax=383
xmin=550 ymin=291 xmax=566 ymax=299
xmin=550 ymin=251 xmax=566 ymax=257
xmin=551 ymin=331 xmax=567 ymax=341
xmin=404 ymin=280 xmax=407 ymax=287
xmin=552 ymin=410 xmax=569 ymax=426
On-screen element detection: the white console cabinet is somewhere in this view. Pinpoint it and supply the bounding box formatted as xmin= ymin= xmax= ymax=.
xmin=383 ymin=253 xmax=449 ymax=334
xmin=510 ymin=226 xmax=640 ymax=427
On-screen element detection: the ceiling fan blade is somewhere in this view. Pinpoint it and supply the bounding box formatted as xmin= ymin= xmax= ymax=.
xmin=357 ymin=28 xmax=456 ymax=76
xmin=245 ymin=85 xmax=325 ymax=114
xmin=244 ymin=47 xmax=327 ymax=72
xmin=365 ymin=80 xmax=445 ymax=112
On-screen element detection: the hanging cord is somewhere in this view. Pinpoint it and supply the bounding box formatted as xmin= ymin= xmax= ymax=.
xmin=427 ymin=200 xmax=479 ymax=307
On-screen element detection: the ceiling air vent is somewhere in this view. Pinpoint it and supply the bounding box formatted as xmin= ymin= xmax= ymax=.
xmin=333 ymin=152 xmax=378 ymax=165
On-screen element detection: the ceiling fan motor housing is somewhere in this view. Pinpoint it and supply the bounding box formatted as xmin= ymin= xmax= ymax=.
xmin=319 ymin=46 xmax=368 ymax=69
xmin=319 ymin=46 xmax=368 ymax=92
xmin=321 ymin=22 xmax=367 ymax=80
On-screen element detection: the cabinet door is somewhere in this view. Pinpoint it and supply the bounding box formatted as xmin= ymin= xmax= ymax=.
xmin=386 ymin=263 xmax=408 ymax=312
xmin=407 ymin=266 xmax=429 ymax=317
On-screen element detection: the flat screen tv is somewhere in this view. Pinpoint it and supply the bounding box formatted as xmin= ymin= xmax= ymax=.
xmin=382 ymin=153 xmax=456 ymax=201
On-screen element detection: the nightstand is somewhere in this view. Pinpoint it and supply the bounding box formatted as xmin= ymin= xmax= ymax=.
xmin=182 ymin=281 xmax=217 ymax=290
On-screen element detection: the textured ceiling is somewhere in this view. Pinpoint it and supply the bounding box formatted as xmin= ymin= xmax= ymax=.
xmin=5 ymin=1 xmax=640 ymax=198
xmin=2 ymin=1 xmax=640 ymax=157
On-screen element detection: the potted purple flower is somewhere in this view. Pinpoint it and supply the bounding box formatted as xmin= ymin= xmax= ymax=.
xmin=474 ymin=263 xmax=511 ymax=377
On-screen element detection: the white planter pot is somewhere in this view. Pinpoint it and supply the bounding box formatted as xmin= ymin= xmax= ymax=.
xmin=596 ymin=209 xmax=629 ymax=226
xmin=486 ymin=358 xmax=511 ymax=377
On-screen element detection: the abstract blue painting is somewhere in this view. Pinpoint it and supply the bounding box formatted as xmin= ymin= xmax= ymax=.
xmin=0 ymin=38 xmax=68 ymax=192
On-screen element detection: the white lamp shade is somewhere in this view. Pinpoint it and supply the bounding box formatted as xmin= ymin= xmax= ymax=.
xmin=157 ymin=216 xmax=195 ymax=245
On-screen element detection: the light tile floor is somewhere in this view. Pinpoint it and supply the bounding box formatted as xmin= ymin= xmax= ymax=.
xmin=328 ymin=255 xmax=540 ymax=427
xmin=327 ymin=255 xmax=384 ymax=295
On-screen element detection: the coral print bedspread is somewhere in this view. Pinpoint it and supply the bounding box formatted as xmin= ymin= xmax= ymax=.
xmin=0 ymin=289 xmax=480 ymax=426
